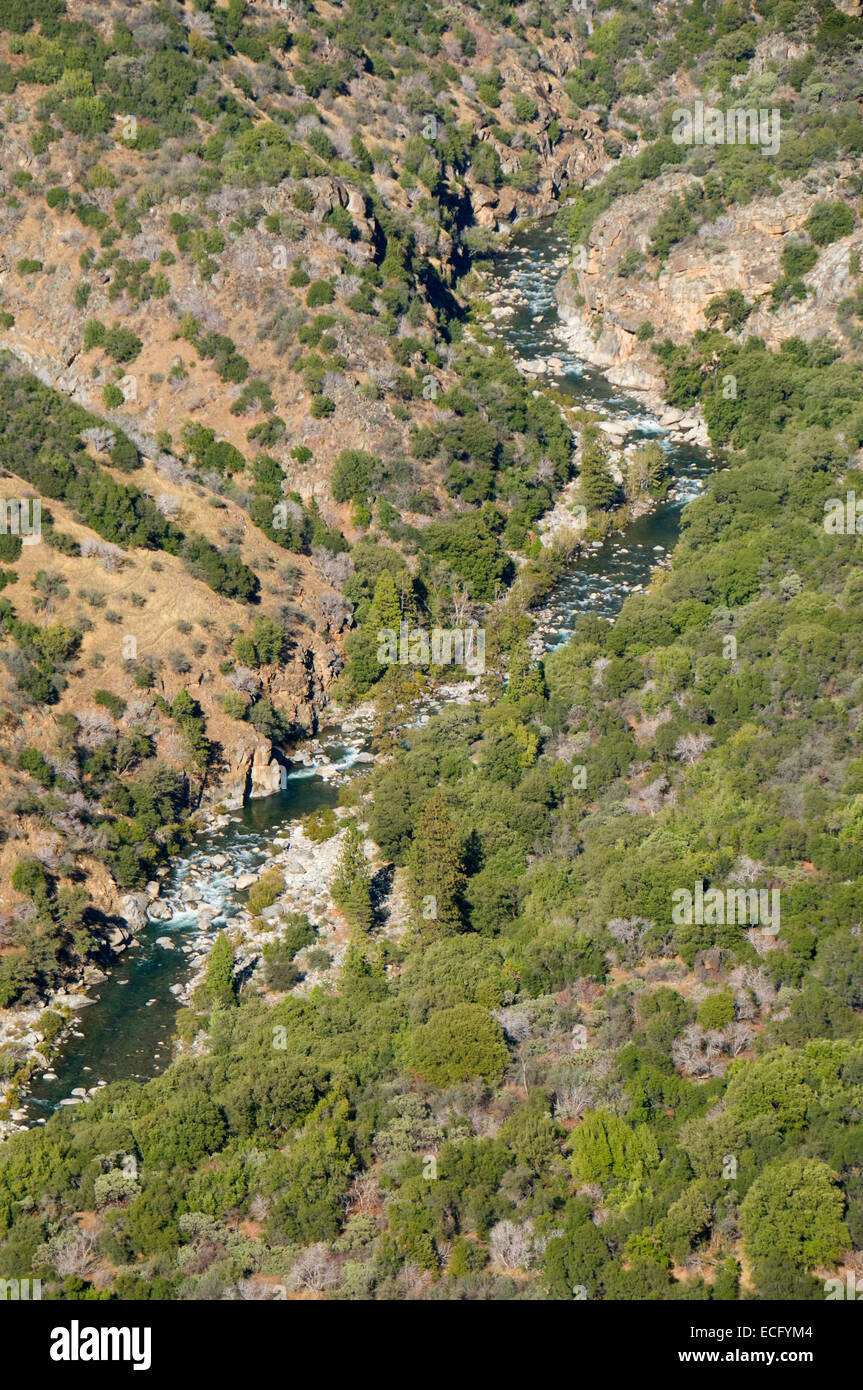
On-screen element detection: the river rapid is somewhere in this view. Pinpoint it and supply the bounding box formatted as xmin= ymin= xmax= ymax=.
xmin=19 ymin=218 xmax=716 ymax=1124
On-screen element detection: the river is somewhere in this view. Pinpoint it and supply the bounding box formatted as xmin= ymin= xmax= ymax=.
xmin=20 ymin=218 xmax=715 ymax=1123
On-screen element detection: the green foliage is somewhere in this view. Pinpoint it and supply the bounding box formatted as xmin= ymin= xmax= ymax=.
xmin=11 ymin=857 xmax=52 ymax=903
xmin=512 ymin=93 xmax=538 ymax=122
xmin=136 ymin=1094 xmax=228 ymax=1167
xmin=704 ymin=289 xmax=752 ymax=333
xmin=247 ymin=871 xmax=284 ymax=916
xmin=332 ymin=449 xmax=377 ymax=504
xmin=579 ymin=427 xmax=620 ymax=511
xmin=204 ymin=930 xmax=236 ymax=1009
xmin=545 ymin=1201 xmax=610 ymax=1298
xmin=331 ymin=819 xmax=374 ymax=932
xmin=38 ymin=1009 xmax=65 ymax=1047
xmin=306 ymin=279 xmax=335 ymax=308
xmin=696 ymin=991 xmax=735 ymax=1030
xmin=1 ymin=0 xmax=862 ymax=1304
xmin=93 ymin=689 xmax=126 ymax=719
xmin=182 ymin=423 xmax=245 ymax=476
xmin=233 ymin=617 xmax=289 ymax=667
xmin=18 ymin=746 xmax=54 ymax=787
xmin=408 ymin=1005 xmax=509 ymax=1087
xmin=303 ymin=806 xmax=339 ymax=842
xmin=740 ymin=1158 xmax=849 ymax=1272
xmin=804 ymin=200 xmax=855 ymax=247
xmin=649 ymin=195 xmax=695 ymax=260
xmin=0 ymin=364 xmax=257 ymax=601
xmin=420 ymin=513 xmax=512 ymax=601
xmin=407 ymin=791 xmax=465 ymax=939
xmin=569 ymin=1110 xmax=660 ymax=1185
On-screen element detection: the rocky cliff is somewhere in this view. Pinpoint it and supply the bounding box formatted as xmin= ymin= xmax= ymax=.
xmin=555 ymin=165 xmax=863 ymax=403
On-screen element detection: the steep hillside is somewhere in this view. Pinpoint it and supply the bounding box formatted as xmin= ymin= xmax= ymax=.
xmin=0 ymin=0 xmax=618 ymax=998
xmin=0 ymin=0 xmax=863 ymax=1312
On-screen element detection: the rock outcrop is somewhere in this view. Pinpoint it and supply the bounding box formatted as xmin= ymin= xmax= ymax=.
xmin=249 ymin=739 xmax=284 ymax=800
xmin=555 ymin=164 xmax=863 ymax=401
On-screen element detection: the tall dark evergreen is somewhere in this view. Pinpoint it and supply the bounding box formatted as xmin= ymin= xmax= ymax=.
xmin=332 ymin=819 xmax=374 ymax=932
xmin=408 ymin=791 xmax=466 ymax=939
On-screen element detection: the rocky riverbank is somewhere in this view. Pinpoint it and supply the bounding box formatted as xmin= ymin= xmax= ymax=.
xmin=1 ymin=210 xmax=721 ymax=1135
xmin=483 ymin=224 xmax=712 ymax=453
xmin=174 ymin=819 xmax=375 ymax=1014
xmin=0 ymin=680 xmax=490 ymax=1132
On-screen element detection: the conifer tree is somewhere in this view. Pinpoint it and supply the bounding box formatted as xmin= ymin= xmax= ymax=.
xmin=332 ymin=819 xmax=374 ymax=931
xmin=205 ymin=929 xmax=236 ymax=1008
xmin=408 ymin=791 xmax=466 ymax=939
xmin=369 ymin=569 xmax=402 ymax=634
xmin=579 ymin=427 xmax=620 ymax=511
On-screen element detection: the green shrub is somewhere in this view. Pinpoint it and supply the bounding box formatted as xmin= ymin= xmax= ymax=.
xmin=83 ymin=318 xmax=106 ymax=350
xmin=408 ymin=1005 xmax=509 ymax=1086
xmin=303 ymin=806 xmax=338 ymax=841
xmin=18 ymin=746 xmax=54 ymax=787
xmin=222 ymin=691 xmax=248 ymax=720
xmin=103 ymin=327 xmax=143 ymax=363
xmin=306 ymin=279 xmax=335 ymax=308
xmin=513 ymin=93 xmax=538 ymax=122
xmin=38 ymin=1009 xmax=65 ymax=1046
xmin=93 ymin=689 xmax=126 ymax=719
xmin=696 ymin=991 xmax=735 ymax=1031
xmin=248 ymin=870 xmax=284 ymax=915
xmin=804 ymin=200 xmax=854 ymax=246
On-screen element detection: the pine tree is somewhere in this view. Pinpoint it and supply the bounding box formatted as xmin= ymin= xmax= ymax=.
xmin=369 ymin=569 xmax=402 ymax=634
xmin=205 ymin=929 xmax=236 ymax=1008
xmin=332 ymin=819 xmax=374 ymax=931
xmin=579 ymin=427 xmax=620 ymax=511
xmin=408 ymin=791 xmax=466 ymax=939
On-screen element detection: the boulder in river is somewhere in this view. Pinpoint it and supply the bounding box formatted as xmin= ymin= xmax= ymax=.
xmin=106 ymin=921 xmax=133 ymax=951
xmin=118 ymin=892 xmax=149 ymax=931
xmin=52 ymin=993 xmax=96 ymax=1011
